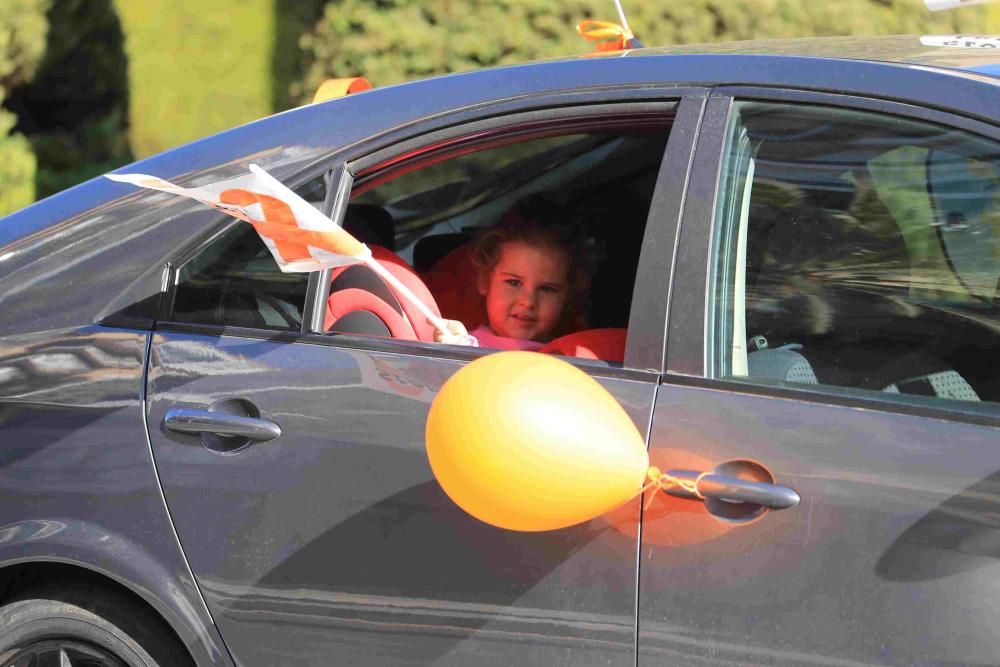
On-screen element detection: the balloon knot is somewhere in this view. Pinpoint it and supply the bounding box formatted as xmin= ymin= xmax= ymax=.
xmin=646 ymin=466 xmax=662 ymax=483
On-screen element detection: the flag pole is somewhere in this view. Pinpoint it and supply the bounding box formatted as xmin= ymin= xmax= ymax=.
xmin=362 ymin=256 xmax=454 ymax=337
xmin=613 ymin=0 xmax=632 ymax=35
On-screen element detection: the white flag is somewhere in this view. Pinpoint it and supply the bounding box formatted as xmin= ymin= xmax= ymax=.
xmin=107 ymin=165 xmax=370 ymax=273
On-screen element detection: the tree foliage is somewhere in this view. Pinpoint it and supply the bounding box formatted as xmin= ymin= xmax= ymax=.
xmin=1 ymin=0 xmax=133 ymax=212
xmin=7 ymin=0 xmax=133 ymax=199
xmin=5 ymin=0 xmax=1000 ymax=215
xmin=0 ymin=0 xmax=48 ymax=216
xmin=296 ymin=0 xmax=999 ymax=101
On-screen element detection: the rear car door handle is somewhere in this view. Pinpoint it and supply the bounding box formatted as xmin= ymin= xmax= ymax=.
xmin=660 ymin=468 xmax=800 ymax=510
xmin=163 ymin=409 xmax=281 ymax=442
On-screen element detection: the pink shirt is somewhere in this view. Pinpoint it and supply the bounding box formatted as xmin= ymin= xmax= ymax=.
xmin=470 ymin=325 xmax=544 ymax=351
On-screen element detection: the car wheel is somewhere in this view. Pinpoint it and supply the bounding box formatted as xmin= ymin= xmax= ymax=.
xmin=0 ymin=583 xmax=191 ymax=667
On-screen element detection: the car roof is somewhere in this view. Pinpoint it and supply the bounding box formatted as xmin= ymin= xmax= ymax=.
xmin=621 ymin=34 xmax=1000 ymax=80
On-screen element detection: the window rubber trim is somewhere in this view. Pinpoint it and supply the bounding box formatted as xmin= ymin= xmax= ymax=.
xmin=661 ymin=372 xmax=1000 ymax=430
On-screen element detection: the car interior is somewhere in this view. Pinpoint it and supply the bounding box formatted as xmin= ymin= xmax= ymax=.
xmin=170 ymin=221 xmax=311 ymax=331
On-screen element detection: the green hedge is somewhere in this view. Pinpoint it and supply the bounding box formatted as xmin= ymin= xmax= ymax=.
xmin=0 ymin=113 xmax=36 ymax=216
xmin=296 ymin=0 xmax=1000 ymax=100
xmin=0 ymin=0 xmax=48 ymax=216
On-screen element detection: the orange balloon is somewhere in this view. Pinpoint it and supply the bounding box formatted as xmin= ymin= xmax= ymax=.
xmin=425 ymin=351 xmax=649 ymax=531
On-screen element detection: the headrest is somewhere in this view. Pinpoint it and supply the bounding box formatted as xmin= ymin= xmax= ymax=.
xmin=746 ymin=175 xmax=910 ymax=339
xmin=422 ymin=244 xmax=485 ymax=330
xmin=343 ymin=204 xmax=395 ymax=250
xmin=540 ymin=328 xmax=627 ymax=363
xmin=413 ymin=233 xmax=468 ymax=273
xmin=747 ymin=348 xmax=818 ymax=384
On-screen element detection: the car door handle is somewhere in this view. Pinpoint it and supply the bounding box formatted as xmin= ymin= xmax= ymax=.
xmin=163 ymin=409 xmax=281 ymax=442
xmin=659 ymin=468 xmax=800 ymax=510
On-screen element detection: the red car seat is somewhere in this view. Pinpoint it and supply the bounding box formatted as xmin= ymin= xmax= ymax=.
xmin=422 ymin=244 xmax=486 ymax=330
xmin=540 ymin=328 xmax=627 ymax=363
xmin=325 ymin=245 xmax=442 ymax=342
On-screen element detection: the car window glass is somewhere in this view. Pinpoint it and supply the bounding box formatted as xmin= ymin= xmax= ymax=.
xmin=710 ymin=101 xmax=1000 ymax=408
xmin=297 ymin=172 xmax=329 ymax=210
xmin=172 ymin=223 xmax=309 ymax=330
xmin=927 ymin=150 xmax=1000 ymax=299
xmin=169 ymin=175 xmax=327 ymax=331
xmin=332 ymin=114 xmax=675 ymax=363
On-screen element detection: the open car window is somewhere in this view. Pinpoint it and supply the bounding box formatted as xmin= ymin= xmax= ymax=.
xmin=325 ymin=111 xmax=676 ymax=364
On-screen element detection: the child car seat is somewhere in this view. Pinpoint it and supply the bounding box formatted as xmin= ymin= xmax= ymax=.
xmin=421 ymin=244 xmax=485 ymax=330
xmin=326 ymin=245 xmax=442 ymax=342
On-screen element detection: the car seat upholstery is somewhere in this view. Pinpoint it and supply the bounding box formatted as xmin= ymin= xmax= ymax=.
xmin=325 ymin=245 xmax=441 ymax=342
xmin=882 ymin=370 xmax=980 ymax=400
xmin=748 ymin=346 xmax=979 ymax=400
xmin=422 ymin=244 xmax=486 ymax=330
xmin=747 ymin=347 xmax=819 ymax=384
xmin=540 ymin=328 xmax=627 ymax=363
xmin=325 ymin=263 xmax=416 ymax=339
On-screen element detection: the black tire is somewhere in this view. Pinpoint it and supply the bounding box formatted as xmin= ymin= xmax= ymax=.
xmin=0 ymin=583 xmax=192 ymax=667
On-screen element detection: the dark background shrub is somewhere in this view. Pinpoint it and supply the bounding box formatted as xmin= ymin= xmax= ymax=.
xmin=4 ymin=0 xmax=132 ymax=202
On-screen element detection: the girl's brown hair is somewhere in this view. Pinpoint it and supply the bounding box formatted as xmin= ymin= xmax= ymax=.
xmin=471 ymin=197 xmax=591 ymax=338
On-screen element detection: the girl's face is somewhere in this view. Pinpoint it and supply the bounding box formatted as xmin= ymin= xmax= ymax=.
xmin=479 ymin=240 xmax=570 ymax=341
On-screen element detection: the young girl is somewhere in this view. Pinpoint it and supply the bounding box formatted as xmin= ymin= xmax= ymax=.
xmin=435 ymin=200 xmax=589 ymax=350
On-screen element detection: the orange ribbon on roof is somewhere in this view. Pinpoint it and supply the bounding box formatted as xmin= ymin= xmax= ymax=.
xmin=576 ymin=19 xmax=635 ymax=52
xmin=312 ymin=77 xmax=373 ymax=103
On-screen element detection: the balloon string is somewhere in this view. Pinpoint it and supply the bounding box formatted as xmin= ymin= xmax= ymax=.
xmin=635 ymin=466 xmax=705 ymax=511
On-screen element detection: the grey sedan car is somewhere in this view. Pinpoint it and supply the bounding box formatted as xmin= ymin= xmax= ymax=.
xmin=1 ymin=35 xmax=1000 ymax=666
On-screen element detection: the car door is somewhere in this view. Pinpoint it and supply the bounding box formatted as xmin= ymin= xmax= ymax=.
xmin=639 ymin=90 xmax=1000 ymax=665
xmin=145 ymin=95 xmax=705 ymax=666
